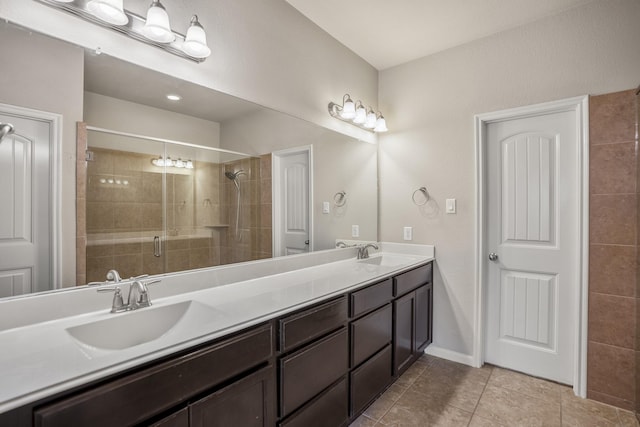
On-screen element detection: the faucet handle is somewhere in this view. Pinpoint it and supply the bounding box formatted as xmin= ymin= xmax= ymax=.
xmin=97 ymin=286 xmax=126 ymax=313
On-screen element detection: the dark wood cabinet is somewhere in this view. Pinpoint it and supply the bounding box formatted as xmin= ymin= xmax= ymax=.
xmin=279 ymin=328 xmax=348 ymax=418
xmin=190 ymin=365 xmax=275 ymax=427
xmin=278 ymin=377 xmax=348 ymax=427
xmin=6 ymin=261 xmax=433 ymax=427
xmin=393 ymin=291 xmax=416 ymax=375
xmin=350 ymin=345 xmax=393 ymax=415
xmin=415 ymin=283 xmax=433 ymax=352
xmin=33 ymin=323 xmax=273 ymax=427
xmin=150 ymin=408 xmax=189 ymax=427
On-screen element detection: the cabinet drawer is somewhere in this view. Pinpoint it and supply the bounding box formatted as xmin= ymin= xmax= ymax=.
xmin=350 ymin=278 xmax=392 ymax=318
xmin=279 ymin=377 xmax=348 ymax=427
xmin=394 ymin=263 xmax=432 ymax=296
xmin=280 ymin=328 xmax=348 ymax=418
xmin=279 ymin=296 xmax=347 ymax=352
xmin=34 ymin=323 xmax=273 ymax=427
xmin=350 ymin=304 xmax=392 ymax=367
xmin=350 ymin=345 xmax=393 ymax=416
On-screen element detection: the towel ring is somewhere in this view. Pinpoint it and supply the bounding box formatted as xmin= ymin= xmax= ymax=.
xmin=334 ymin=191 xmax=347 ymax=207
xmin=412 ymin=187 xmax=430 ymax=206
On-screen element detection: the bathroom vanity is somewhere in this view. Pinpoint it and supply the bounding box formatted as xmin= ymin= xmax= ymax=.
xmin=0 ymin=244 xmax=433 ymax=426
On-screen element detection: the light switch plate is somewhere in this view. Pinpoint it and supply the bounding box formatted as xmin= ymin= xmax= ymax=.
xmin=446 ymin=198 xmax=457 ymax=214
xmin=403 ymin=226 xmax=412 ymax=241
xmin=352 ymin=225 xmax=359 ymax=237
xmin=322 ymin=201 xmax=330 ymax=214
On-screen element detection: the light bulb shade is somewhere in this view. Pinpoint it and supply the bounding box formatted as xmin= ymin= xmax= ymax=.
xmin=142 ymin=0 xmax=175 ymax=43
xmin=185 ymin=160 xmax=194 ymax=169
xmin=340 ymin=95 xmax=356 ymax=119
xmin=175 ymin=159 xmax=185 ymax=168
xmin=374 ymin=116 xmax=388 ymax=132
xmin=182 ymin=15 xmax=211 ymax=58
xmin=353 ymin=105 xmax=366 ymax=124
xmin=87 ymin=0 xmax=128 ymax=25
xmin=364 ymin=110 xmax=377 ymax=129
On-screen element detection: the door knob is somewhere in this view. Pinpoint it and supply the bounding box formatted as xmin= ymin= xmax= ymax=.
xmin=304 ymin=240 xmax=309 ymax=245
xmin=488 ymin=253 xmax=498 ymax=261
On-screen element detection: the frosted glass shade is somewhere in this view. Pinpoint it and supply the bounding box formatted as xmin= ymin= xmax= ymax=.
xmin=364 ymin=111 xmax=377 ymax=129
xmin=374 ymin=116 xmax=388 ymax=132
xmin=87 ymin=0 xmax=128 ymax=25
xmin=340 ymin=98 xmax=356 ymax=119
xmin=182 ymin=16 xmax=211 ymax=58
xmin=353 ymin=105 xmax=366 ymax=124
xmin=142 ymin=0 xmax=175 ymax=43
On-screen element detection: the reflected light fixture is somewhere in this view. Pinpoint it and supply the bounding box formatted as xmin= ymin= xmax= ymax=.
xmin=328 ymin=94 xmax=388 ymax=133
xmin=38 ymin=0 xmax=211 ymax=62
xmin=166 ymin=94 xmax=182 ymax=101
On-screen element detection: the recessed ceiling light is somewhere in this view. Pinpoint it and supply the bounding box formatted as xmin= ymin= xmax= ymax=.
xmin=166 ymin=94 xmax=182 ymax=101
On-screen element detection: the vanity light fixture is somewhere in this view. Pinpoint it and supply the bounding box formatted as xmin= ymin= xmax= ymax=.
xmin=36 ymin=0 xmax=212 ymax=62
xmin=152 ymin=156 xmax=194 ymax=169
xmin=328 ymin=94 xmax=388 ymax=133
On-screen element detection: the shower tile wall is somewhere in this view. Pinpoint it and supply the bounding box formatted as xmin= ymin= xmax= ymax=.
xmin=220 ymin=155 xmax=272 ymax=264
xmin=85 ymin=148 xmax=223 ymax=282
xmin=588 ymin=89 xmax=637 ymax=411
xmin=636 ymin=89 xmax=640 ymax=422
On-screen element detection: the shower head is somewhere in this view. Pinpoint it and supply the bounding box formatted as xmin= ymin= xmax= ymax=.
xmin=225 ymin=169 xmax=246 ymax=180
xmin=0 ymin=123 xmax=15 ymax=143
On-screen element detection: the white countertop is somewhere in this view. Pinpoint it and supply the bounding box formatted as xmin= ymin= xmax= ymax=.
xmin=0 ymin=243 xmax=434 ymax=414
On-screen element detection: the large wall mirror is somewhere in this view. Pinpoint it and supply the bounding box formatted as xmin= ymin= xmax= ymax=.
xmin=0 ymin=20 xmax=378 ymax=297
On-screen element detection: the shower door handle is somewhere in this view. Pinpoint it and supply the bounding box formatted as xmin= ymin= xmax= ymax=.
xmin=154 ymin=236 xmax=162 ymax=257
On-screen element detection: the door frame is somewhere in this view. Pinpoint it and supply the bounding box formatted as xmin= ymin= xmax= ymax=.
xmin=0 ymin=102 xmax=62 ymax=290
xmin=473 ymin=96 xmax=589 ymax=397
xmin=272 ymin=145 xmax=314 ymax=256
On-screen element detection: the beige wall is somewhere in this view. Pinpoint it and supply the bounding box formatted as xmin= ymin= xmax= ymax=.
xmin=0 ymin=0 xmax=378 ymax=143
xmin=0 ymin=24 xmax=84 ymax=288
xmin=378 ymin=0 xmax=640 ymax=356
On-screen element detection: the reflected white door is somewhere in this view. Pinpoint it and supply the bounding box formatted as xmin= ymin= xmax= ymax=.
xmin=0 ymin=113 xmax=52 ymax=297
xmin=273 ymin=148 xmax=311 ymax=256
xmin=485 ymin=109 xmax=578 ymax=384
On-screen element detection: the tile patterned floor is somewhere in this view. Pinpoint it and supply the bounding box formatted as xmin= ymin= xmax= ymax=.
xmin=349 ymin=355 xmax=639 ymax=427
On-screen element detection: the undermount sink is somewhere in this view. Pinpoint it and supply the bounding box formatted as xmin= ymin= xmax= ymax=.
xmin=358 ymin=253 xmax=420 ymax=267
xmin=66 ymin=300 xmax=224 ymax=352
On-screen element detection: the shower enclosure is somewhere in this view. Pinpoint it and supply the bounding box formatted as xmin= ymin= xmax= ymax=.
xmin=80 ymin=127 xmax=268 ymax=283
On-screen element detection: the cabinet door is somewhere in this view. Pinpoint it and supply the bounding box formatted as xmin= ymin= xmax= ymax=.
xmin=190 ymin=365 xmax=275 ymax=427
xmin=393 ymin=292 xmax=415 ymax=375
xmin=150 ymin=407 xmax=188 ymax=427
xmin=415 ymin=284 xmax=433 ymax=353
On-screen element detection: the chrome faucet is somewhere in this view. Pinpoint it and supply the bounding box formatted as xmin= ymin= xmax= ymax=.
xmin=87 ymin=269 xmax=123 ymax=286
xmin=97 ymin=275 xmax=160 ymax=313
xmin=336 ymin=241 xmax=348 ymax=248
xmin=357 ymin=243 xmax=379 ymax=259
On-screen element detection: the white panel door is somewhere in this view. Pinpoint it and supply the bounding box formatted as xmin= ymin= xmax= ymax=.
xmin=0 ymin=113 xmax=51 ymax=297
xmin=485 ymin=110 xmax=578 ymax=384
xmin=274 ymin=150 xmax=310 ymax=256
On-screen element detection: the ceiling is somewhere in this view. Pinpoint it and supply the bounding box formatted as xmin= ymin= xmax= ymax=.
xmin=285 ymin=0 xmax=594 ymax=70
xmin=84 ymin=52 xmax=262 ymax=123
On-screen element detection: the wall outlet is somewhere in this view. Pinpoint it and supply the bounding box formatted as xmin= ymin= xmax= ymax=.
xmin=403 ymin=226 xmax=412 ymax=241
xmin=322 ymin=201 xmax=330 ymax=214
xmin=352 ymin=225 xmax=359 ymax=237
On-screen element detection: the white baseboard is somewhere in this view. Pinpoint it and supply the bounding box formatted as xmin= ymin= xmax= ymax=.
xmin=424 ymin=345 xmax=476 ymax=367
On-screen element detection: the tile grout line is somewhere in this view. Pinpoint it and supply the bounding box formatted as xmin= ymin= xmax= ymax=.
xmin=466 ymin=367 xmax=494 ymax=426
